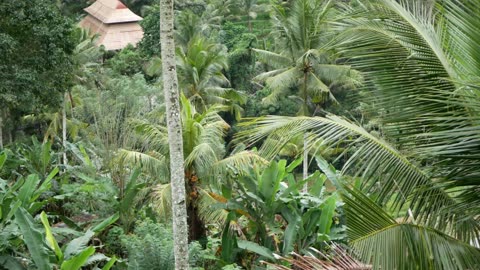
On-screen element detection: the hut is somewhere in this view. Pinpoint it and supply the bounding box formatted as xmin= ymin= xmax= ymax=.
xmin=79 ymin=0 xmax=144 ymax=51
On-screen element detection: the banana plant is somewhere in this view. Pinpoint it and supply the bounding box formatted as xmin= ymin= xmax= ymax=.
xmin=0 ymin=152 xmax=118 ymax=269
xmin=9 ymin=209 xmax=117 ymax=270
xmin=217 ymin=159 xmax=338 ymax=264
xmin=39 ymin=211 xmax=117 ymax=270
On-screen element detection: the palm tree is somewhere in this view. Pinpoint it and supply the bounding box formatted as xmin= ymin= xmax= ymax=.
xmin=120 ymin=96 xmax=266 ymax=240
xmin=159 ymin=0 xmax=189 ymax=267
xmin=253 ymin=0 xmax=361 ymax=179
xmin=236 ymin=0 xmax=267 ymax=32
xmin=240 ymin=0 xmax=480 ymax=268
xmin=176 ymin=36 xmax=246 ymax=114
xmin=174 ymin=9 xmax=222 ymax=50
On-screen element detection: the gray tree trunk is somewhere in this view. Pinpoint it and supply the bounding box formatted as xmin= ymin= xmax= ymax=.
xmin=0 ymin=110 xmax=3 ymax=149
xmin=303 ymin=133 xmax=308 ymax=192
xmin=62 ymin=92 xmax=68 ymax=168
xmin=159 ymin=0 xmax=190 ymax=269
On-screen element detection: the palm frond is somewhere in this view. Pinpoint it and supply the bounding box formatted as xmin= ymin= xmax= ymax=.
xmin=253 ymin=49 xmax=293 ymax=69
xmin=263 ymin=244 xmax=371 ymax=270
xmin=209 ymin=150 xmax=269 ymax=187
xmin=151 ymin=183 xmax=172 ymax=220
xmin=342 ymin=185 xmax=480 ymax=270
xmin=118 ymin=149 xmax=169 ymax=183
xmin=238 ymin=115 xmax=480 ymax=240
xmin=262 ymin=67 xmax=302 ymax=105
xmin=197 ymin=188 xmax=229 ymax=225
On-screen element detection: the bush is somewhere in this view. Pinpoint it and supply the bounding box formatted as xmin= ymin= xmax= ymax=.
xmin=121 ymin=219 xmax=175 ymax=270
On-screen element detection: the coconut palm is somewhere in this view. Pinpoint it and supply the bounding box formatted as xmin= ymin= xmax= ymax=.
xmin=174 ymin=9 xmax=222 ymax=50
xmin=159 ymin=0 xmax=189 ymax=267
xmin=253 ymin=0 xmax=361 ymax=179
xmin=176 ymin=36 xmax=246 ymax=114
xmin=239 ymin=0 xmax=480 ymax=268
xmin=120 ymin=95 xmax=266 ymax=240
xmin=254 ymin=0 xmax=361 ymax=115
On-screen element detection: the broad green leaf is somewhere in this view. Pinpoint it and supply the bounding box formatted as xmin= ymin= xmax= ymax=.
xmin=0 ymin=152 xmax=6 ymax=170
xmin=101 ymin=257 xmax=117 ymax=270
xmin=61 ymin=246 xmax=95 ymax=270
xmin=63 ymin=230 xmax=94 ymax=260
xmin=238 ymin=240 xmax=275 ymax=260
xmin=119 ymin=168 xmax=143 ymax=213
xmin=17 ymin=175 xmax=40 ymax=207
xmin=260 ymin=160 xmax=285 ymax=204
xmin=33 ymin=167 xmax=59 ymax=201
xmin=318 ymin=194 xmax=337 ymax=234
xmin=40 ymin=212 xmax=63 ymax=262
xmin=315 ymin=156 xmax=341 ymax=189
xmin=79 ymin=144 xmax=92 ymax=167
xmin=5 ymin=200 xmax=21 ymax=222
xmin=303 ymin=208 xmax=323 ymax=236
xmin=91 ymin=213 xmax=119 ymax=233
xmin=14 ymin=207 xmax=51 ymax=270
xmin=282 ymin=219 xmax=298 ymax=255
xmin=309 ymin=173 xmax=326 ymax=197
xmin=221 ymin=212 xmax=238 ymax=263
xmin=286 ymin=157 xmax=303 ymax=173
xmin=0 ymin=255 xmax=25 ymax=270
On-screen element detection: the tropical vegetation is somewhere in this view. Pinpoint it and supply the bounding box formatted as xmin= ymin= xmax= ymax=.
xmin=1 ymin=0 xmax=479 ymax=269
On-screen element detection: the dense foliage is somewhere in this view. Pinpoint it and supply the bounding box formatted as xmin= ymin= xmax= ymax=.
xmin=1 ymin=0 xmax=480 ymax=269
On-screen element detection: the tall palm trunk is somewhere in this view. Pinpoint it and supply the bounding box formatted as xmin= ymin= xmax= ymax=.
xmin=62 ymin=92 xmax=68 ymax=168
xmin=159 ymin=0 xmax=190 ymax=269
xmin=302 ymin=72 xmax=308 ymax=192
xmin=0 ymin=110 xmax=3 ymax=149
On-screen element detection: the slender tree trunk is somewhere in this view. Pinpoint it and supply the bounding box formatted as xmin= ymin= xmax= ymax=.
xmin=303 ymin=134 xmax=308 ymax=179
xmin=159 ymin=0 xmax=190 ymax=268
xmin=0 ymin=110 xmax=3 ymax=149
xmin=302 ymin=72 xmax=308 ymax=192
xmin=62 ymin=92 xmax=68 ymax=168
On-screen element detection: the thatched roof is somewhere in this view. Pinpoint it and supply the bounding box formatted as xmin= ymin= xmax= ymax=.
xmin=84 ymin=0 xmax=142 ymax=24
xmin=79 ymin=0 xmax=144 ymax=50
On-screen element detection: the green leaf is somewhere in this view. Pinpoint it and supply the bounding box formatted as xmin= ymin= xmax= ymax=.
xmin=318 ymin=194 xmax=337 ymax=234
xmin=343 ymin=185 xmax=480 ymax=269
xmin=63 ymin=230 xmax=94 ymax=260
xmin=101 ymin=257 xmax=117 ymax=270
xmin=282 ymin=219 xmax=298 ymax=255
xmin=303 ymin=208 xmax=323 ymax=236
xmin=0 ymin=152 xmax=6 ymax=170
xmin=119 ymin=168 xmax=143 ymax=213
xmin=5 ymin=200 xmax=21 ymax=222
xmin=17 ymin=174 xmax=40 ymax=207
xmin=0 ymin=255 xmax=25 ymax=270
xmin=60 ymin=246 xmax=95 ymax=270
xmin=221 ymin=212 xmax=238 ymax=263
xmin=309 ymin=173 xmax=326 ymax=197
xmin=91 ymin=213 xmax=119 ymax=233
xmin=33 ymin=167 xmax=59 ymax=200
xmin=286 ymin=157 xmax=303 ymax=173
xmin=237 ymin=240 xmax=275 ymax=261
xmin=40 ymin=212 xmax=63 ymax=262
xmin=259 ymin=160 xmax=285 ymax=204
xmin=14 ymin=207 xmax=51 ymax=270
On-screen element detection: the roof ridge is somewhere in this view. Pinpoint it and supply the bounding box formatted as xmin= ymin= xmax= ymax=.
xmin=84 ymin=0 xmax=142 ymax=24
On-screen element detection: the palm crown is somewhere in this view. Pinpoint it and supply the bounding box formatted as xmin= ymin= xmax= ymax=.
xmin=239 ymin=0 xmax=480 ymax=268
